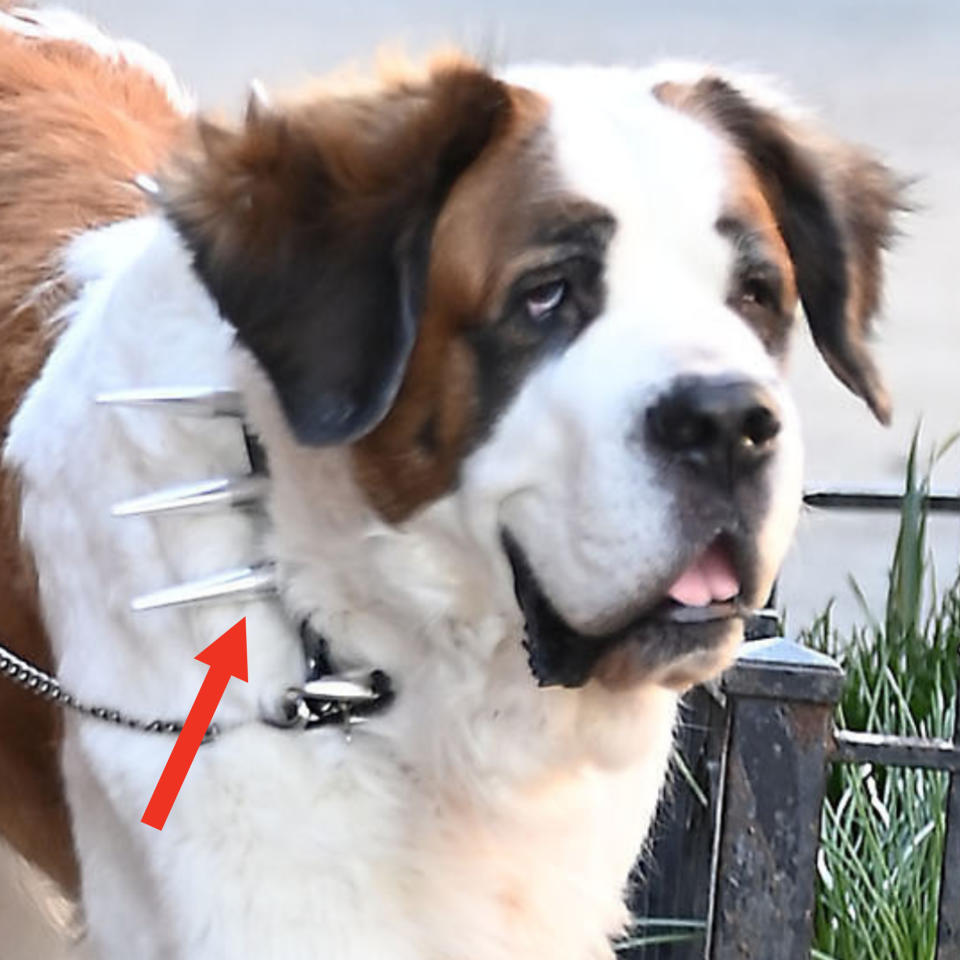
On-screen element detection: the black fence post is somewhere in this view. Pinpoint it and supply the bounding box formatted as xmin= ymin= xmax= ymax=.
xmin=937 ymin=651 xmax=960 ymax=959
xmin=704 ymin=638 xmax=844 ymax=959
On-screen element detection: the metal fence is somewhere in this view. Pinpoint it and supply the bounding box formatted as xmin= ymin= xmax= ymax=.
xmin=623 ymin=490 xmax=960 ymax=960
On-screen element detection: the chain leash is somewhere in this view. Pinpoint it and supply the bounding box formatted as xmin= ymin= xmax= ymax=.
xmin=0 ymin=638 xmax=219 ymax=740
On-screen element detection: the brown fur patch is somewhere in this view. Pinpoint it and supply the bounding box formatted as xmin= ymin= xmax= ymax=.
xmin=725 ymin=156 xmax=798 ymax=300
xmin=164 ymin=62 xmax=613 ymax=522
xmin=718 ymin=154 xmax=799 ymax=355
xmin=353 ymin=90 xmax=615 ymax=520
xmin=164 ymin=57 xmax=515 ymax=449
xmin=351 ymin=85 xmax=557 ymax=519
xmin=0 ymin=18 xmax=186 ymax=891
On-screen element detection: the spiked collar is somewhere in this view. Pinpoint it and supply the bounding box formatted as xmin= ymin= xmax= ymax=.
xmin=0 ymin=386 xmax=394 ymax=742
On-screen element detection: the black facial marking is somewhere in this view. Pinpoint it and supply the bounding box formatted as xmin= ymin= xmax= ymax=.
xmin=466 ymin=212 xmax=614 ymax=444
xmin=528 ymin=208 xmax=618 ymax=250
xmin=194 ymin=210 xmax=429 ymax=446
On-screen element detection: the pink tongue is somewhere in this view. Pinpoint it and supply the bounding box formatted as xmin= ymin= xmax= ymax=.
xmin=667 ymin=541 xmax=740 ymax=607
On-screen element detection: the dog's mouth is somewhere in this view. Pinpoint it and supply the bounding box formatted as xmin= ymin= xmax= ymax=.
xmin=503 ymin=532 xmax=753 ymax=688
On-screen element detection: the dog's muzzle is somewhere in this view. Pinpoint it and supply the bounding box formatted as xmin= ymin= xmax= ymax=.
xmin=505 ymin=374 xmax=785 ymax=688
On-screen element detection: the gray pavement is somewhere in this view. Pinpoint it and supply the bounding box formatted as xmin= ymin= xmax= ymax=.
xmin=5 ymin=1 xmax=960 ymax=953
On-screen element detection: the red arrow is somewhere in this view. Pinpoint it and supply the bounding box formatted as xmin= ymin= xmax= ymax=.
xmin=141 ymin=618 xmax=248 ymax=831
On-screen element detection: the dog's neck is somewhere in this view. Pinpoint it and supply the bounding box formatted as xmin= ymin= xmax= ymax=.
xmin=234 ymin=389 xmax=679 ymax=958
xmin=243 ymin=363 xmax=678 ymax=777
xmin=244 ymin=364 xmax=509 ymax=674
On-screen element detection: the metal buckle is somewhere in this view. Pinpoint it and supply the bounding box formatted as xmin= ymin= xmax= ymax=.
xmin=269 ymin=670 xmax=394 ymax=731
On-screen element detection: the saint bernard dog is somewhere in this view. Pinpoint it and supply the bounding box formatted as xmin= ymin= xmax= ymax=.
xmin=0 ymin=4 xmax=900 ymax=959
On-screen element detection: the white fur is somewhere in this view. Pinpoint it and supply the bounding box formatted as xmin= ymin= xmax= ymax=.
xmin=4 ymin=56 xmax=807 ymax=960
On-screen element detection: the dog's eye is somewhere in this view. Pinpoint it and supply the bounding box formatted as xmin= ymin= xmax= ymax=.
xmin=737 ymin=277 xmax=780 ymax=313
xmin=524 ymin=280 xmax=567 ymax=322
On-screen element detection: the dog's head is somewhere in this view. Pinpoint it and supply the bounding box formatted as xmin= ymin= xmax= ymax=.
xmin=162 ymin=58 xmax=899 ymax=693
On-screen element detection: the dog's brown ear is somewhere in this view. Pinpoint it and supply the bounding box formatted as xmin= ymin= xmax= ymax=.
xmin=657 ymin=76 xmax=904 ymax=424
xmin=162 ymin=63 xmax=509 ymax=444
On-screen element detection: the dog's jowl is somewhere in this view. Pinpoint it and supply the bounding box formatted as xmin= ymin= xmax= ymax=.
xmin=0 ymin=8 xmax=899 ymax=959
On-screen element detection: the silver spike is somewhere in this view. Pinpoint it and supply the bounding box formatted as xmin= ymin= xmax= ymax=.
xmin=96 ymin=387 xmax=244 ymax=418
xmin=297 ymin=672 xmax=383 ymax=704
xmin=245 ymin=78 xmax=272 ymax=123
xmin=131 ymin=563 xmax=277 ymax=612
xmin=113 ymin=476 xmax=268 ymax=518
xmin=133 ymin=173 xmax=163 ymax=200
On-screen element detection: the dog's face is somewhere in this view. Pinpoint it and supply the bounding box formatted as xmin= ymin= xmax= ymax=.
xmin=163 ymin=59 xmax=898 ymax=693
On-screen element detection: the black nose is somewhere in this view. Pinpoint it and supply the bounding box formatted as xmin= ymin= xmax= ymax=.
xmin=645 ymin=376 xmax=781 ymax=486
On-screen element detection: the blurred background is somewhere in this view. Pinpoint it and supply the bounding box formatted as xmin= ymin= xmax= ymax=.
xmin=3 ymin=1 xmax=959 ymax=955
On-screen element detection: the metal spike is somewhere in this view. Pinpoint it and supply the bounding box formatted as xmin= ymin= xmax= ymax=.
xmin=113 ymin=476 xmax=268 ymax=518
xmin=131 ymin=563 xmax=277 ymax=612
xmin=96 ymin=387 xmax=244 ymax=418
xmin=298 ymin=673 xmax=383 ymax=704
xmin=245 ymin=78 xmax=271 ymax=124
xmin=133 ymin=173 xmax=163 ymax=201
